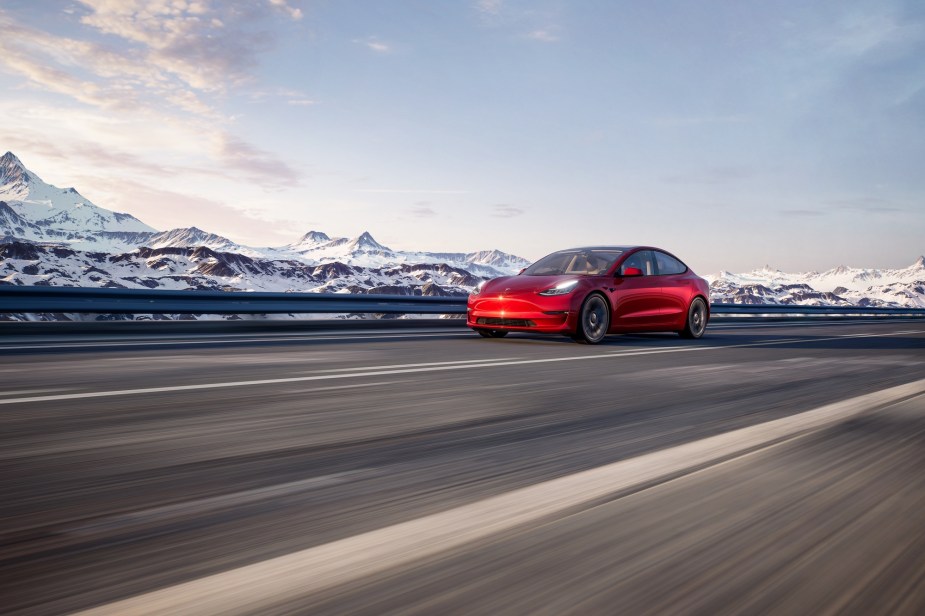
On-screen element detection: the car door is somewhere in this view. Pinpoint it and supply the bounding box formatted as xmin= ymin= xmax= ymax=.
xmin=609 ymin=250 xmax=665 ymax=330
xmin=654 ymin=250 xmax=692 ymax=328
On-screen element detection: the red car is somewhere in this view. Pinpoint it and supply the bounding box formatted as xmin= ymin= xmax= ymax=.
xmin=468 ymin=246 xmax=710 ymax=344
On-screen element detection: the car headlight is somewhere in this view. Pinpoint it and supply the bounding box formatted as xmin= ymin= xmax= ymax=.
xmin=471 ymin=280 xmax=487 ymax=295
xmin=538 ymin=280 xmax=579 ymax=296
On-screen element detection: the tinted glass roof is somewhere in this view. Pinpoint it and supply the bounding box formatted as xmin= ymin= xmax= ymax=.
xmin=557 ymin=246 xmax=636 ymax=252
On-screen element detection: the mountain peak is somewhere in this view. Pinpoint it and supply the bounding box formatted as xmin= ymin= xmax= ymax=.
xmin=0 ymin=151 xmax=31 ymax=186
xmin=914 ymin=256 xmax=925 ymax=269
xmin=1 ymin=151 xmax=23 ymax=166
xmin=297 ymin=230 xmax=331 ymax=245
xmin=348 ymin=230 xmax=390 ymax=251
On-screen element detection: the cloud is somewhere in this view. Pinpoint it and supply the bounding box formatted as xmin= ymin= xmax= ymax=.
xmin=817 ymin=12 xmax=922 ymax=57
xmin=409 ymin=205 xmax=437 ymax=218
xmin=74 ymin=176 xmax=302 ymax=244
xmin=491 ymin=204 xmax=524 ymax=218
xmin=353 ymin=37 xmax=392 ymax=54
xmin=476 ymin=0 xmax=503 ymax=16
xmin=354 ymin=188 xmax=468 ymax=194
xmin=268 ymin=0 xmax=304 ymax=21
xmin=526 ymin=29 xmax=559 ymax=43
xmin=217 ymin=134 xmax=301 ymax=188
xmin=0 ymin=2 xmax=304 ymax=115
xmin=0 ymin=4 xmax=305 ymax=189
xmin=475 ymin=0 xmax=563 ymax=41
xmin=247 ymin=87 xmax=318 ymax=107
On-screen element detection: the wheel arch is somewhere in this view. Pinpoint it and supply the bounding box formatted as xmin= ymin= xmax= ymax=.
xmin=582 ymin=290 xmax=614 ymax=333
xmin=692 ymin=294 xmax=710 ymax=318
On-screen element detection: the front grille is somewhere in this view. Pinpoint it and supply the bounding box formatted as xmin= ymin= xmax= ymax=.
xmin=476 ymin=318 xmax=536 ymax=327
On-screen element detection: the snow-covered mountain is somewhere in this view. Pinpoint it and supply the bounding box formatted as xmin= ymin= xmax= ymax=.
xmin=2 ymin=150 xmax=921 ymax=310
xmin=144 ymin=226 xmax=260 ymax=255
xmin=0 ymin=151 xmax=528 ymax=299
xmin=276 ymin=230 xmax=531 ymax=276
xmin=707 ymin=258 xmax=925 ymax=307
xmin=0 ymin=152 xmax=155 ymax=250
xmin=0 ymin=241 xmax=476 ymax=296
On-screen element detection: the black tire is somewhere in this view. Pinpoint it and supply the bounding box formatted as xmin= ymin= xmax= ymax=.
xmin=573 ymin=294 xmax=610 ymax=344
xmin=476 ymin=329 xmax=509 ymax=338
xmin=678 ymin=297 xmax=708 ymax=339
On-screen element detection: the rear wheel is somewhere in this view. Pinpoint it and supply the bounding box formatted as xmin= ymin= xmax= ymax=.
xmin=476 ymin=329 xmax=509 ymax=338
xmin=573 ymin=294 xmax=610 ymax=344
xmin=679 ymin=297 xmax=707 ymax=339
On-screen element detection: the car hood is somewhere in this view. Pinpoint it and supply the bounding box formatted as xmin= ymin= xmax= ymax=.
xmin=482 ymin=275 xmax=577 ymax=295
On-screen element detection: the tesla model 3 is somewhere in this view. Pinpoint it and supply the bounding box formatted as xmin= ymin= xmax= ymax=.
xmin=467 ymin=246 xmax=710 ymax=344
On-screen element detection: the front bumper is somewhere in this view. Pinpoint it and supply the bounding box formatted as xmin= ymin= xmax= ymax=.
xmin=467 ymin=294 xmax=578 ymax=333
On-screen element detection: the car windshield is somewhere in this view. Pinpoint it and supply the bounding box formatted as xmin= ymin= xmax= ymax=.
xmin=522 ymin=249 xmax=623 ymax=276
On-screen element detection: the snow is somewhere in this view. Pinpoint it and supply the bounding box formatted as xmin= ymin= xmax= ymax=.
xmin=706 ymin=258 xmax=925 ymax=308
xmin=3 ymin=150 xmax=921 ymax=309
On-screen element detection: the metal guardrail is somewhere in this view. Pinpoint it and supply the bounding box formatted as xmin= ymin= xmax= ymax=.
xmin=709 ymin=304 xmax=925 ymax=316
xmin=0 ymin=286 xmax=923 ymax=317
xmin=0 ymin=286 xmax=467 ymax=315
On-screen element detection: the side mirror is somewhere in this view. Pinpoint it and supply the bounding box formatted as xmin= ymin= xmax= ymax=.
xmin=620 ymin=266 xmax=643 ymax=277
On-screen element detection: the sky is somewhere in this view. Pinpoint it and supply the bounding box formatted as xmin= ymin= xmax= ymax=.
xmin=0 ymin=0 xmax=922 ymax=273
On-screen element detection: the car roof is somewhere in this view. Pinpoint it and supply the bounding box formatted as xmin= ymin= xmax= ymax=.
xmin=557 ymin=246 xmax=639 ymax=252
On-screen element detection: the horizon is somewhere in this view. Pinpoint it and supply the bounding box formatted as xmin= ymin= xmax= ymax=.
xmin=0 ymin=1 xmax=922 ymax=272
xmin=2 ymin=146 xmax=924 ymax=276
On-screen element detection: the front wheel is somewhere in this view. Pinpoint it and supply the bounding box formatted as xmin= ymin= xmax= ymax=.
xmin=573 ymin=294 xmax=610 ymax=344
xmin=476 ymin=329 xmax=509 ymax=338
xmin=678 ymin=297 xmax=708 ymax=339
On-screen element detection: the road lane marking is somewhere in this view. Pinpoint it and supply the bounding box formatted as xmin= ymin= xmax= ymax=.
xmin=311 ymin=357 xmax=523 ymax=373
xmin=76 ymin=378 xmax=925 ymax=616
xmin=2 ymin=330 xmax=921 ymax=406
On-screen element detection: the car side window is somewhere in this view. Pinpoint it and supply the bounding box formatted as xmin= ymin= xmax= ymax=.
xmin=654 ymin=251 xmax=687 ymax=275
xmin=619 ymin=251 xmax=656 ymax=276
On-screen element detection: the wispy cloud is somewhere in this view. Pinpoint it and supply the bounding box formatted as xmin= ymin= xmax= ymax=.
xmin=474 ymin=0 xmax=505 ymax=27
xmin=476 ymin=0 xmax=504 ymax=16
xmin=475 ymin=0 xmax=563 ymax=42
xmin=268 ymin=0 xmax=304 ymax=21
xmin=526 ymin=29 xmax=559 ymax=43
xmin=0 ymin=3 xmax=305 ymax=189
xmin=409 ymin=205 xmax=437 ymax=218
xmin=817 ymin=12 xmax=921 ymax=57
xmin=355 ymin=188 xmax=468 ymax=195
xmin=353 ymin=37 xmax=392 ymax=54
xmin=78 ymin=176 xmax=302 ymax=244
xmin=491 ymin=204 xmax=524 ymax=218
xmin=248 ymin=87 xmax=318 ymax=107
xmin=218 ymin=134 xmax=301 ymax=188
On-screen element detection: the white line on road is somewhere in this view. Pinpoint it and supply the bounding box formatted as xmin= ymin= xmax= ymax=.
xmin=310 ymin=356 xmax=523 ymax=373
xmin=1 ymin=329 xmax=920 ymax=406
xmin=76 ymin=378 xmax=925 ymax=616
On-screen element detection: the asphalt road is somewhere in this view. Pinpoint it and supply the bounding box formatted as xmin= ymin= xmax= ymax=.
xmin=1 ymin=320 xmax=924 ymax=615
